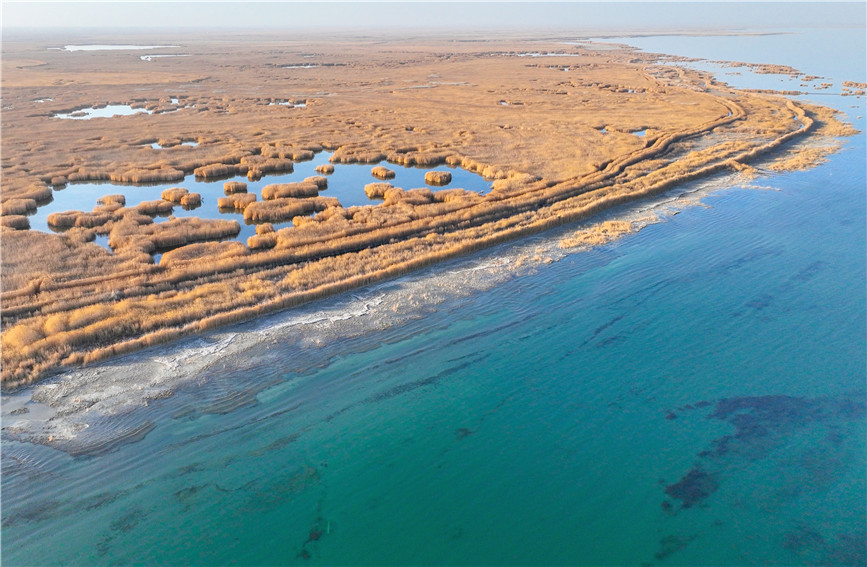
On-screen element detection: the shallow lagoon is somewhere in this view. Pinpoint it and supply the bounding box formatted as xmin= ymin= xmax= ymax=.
xmin=3 ymin=26 xmax=865 ymax=566
xmin=28 ymin=151 xmax=492 ymax=251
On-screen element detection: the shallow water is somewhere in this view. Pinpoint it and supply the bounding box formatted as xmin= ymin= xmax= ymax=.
xmin=3 ymin=26 xmax=865 ymax=566
xmin=28 ymin=151 xmax=491 ymax=251
xmin=56 ymin=45 xmax=178 ymax=52
xmin=53 ymin=104 xmax=153 ymax=120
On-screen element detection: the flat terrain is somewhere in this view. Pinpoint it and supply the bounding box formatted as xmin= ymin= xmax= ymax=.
xmin=0 ymin=30 xmax=852 ymax=387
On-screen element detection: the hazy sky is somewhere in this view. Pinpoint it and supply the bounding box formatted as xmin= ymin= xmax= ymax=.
xmin=2 ymin=1 xmax=864 ymax=31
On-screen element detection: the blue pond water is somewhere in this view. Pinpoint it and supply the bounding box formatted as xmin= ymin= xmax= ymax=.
xmin=53 ymin=104 xmax=153 ymax=120
xmin=2 ymin=26 xmax=865 ymax=566
xmin=27 ymin=151 xmax=491 ymax=251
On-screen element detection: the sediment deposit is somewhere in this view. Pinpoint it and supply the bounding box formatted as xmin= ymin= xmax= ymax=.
xmin=0 ymin=31 xmax=854 ymax=386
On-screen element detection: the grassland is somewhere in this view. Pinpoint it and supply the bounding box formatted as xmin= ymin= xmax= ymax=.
xmin=0 ymin=30 xmax=855 ymax=387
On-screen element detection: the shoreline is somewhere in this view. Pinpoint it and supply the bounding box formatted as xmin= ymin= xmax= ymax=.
xmin=0 ymin=159 xmax=821 ymax=456
xmin=1 ymin=33 xmax=858 ymax=388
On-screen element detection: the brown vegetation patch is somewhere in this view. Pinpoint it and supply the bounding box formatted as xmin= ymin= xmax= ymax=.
xmin=217 ymin=193 xmax=257 ymax=210
xmin=180 ymin=193 xmax=202 ymax=208
xmin=364 ymin=182 xmax=394 ymax=199
xmin=161 ymin=187 xmax=189 ymax=203
xmin=371 ymin=166 xmax=396 ymax=180
xmin=425 ymin=171 xmax=452 ymax=186
xmin=1 ymin=199 xmax=37 ymax=216
xmin=159 ymin=241 xmax=248 ymax=268
xmin=97 ymin=194 xmax=126 ymax=207
xmin=560 ymin=220 xmax=633 ymax=248
xmin=243 ymin=196 xmax=338 ymax=223
xmin=315 ymin=164 xmax=335 ymax=175
xmin=1 ymin=215 xmax=30 ymax=230
xmin=262 ymin=182 xmax=321 ymax=200
xmin=224 ymin=181 xmax=248 ymax=194
xmin=111 ymin=167 xmax=185 ymax=184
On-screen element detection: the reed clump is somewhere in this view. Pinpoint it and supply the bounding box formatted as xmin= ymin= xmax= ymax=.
xmin=97 ymin=194 xmax=126 ymax=207
xmin=180 ymin=193 xmax=202 ymax=208
xmin=262 ymin=182 xmax=321 ymax=200
xmin=135 ymin=200 xmax=175 ymax=216
xmin=16 ymin=184 xmax=53 ymax=202
xmin=330 ymin=146 xmax=386 ymax=164
xmin=316 ymin=164 xmax=335 ymax=175
xmin=304 ymin=176 xmax=328 ymax=189
xmin=194 ymin=163 xmax=235 ymax=179
xmin=1 ymin=215 xmax=30 ymax=230
xmin=161 ymin=187 xmax=189 ymax=203
xmin=159 ymin=241 xmax=248 ymax=268
xmin=425 ymin=171 xmax=452 ymax=185
xmin=112 ymin=167 xmax=184 ymax=184
xmin=559 ymin=220 xmax=633 ymax=248
xmin=224 ymin=181 xmax=248 ymax=194
xmin=1 ymin=199 xmax=37 ymax=216
xmin=291 ymin=150 xmax=314 ymax=161
xmin=371 ymin=166 xmax=396 ymax=180
xmin=217 ymin=193 xmax=257 ymax=210
xmin=247 ymin=233 xmax=278 ymax=249
xmin=364 ymin=182 xmax=394 ymax=199
xmin=243 ymin=196 xmax=338 ymax=223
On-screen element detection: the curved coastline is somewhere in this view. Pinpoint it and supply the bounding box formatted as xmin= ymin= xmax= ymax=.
xmin=0 ymin=33 xmax=856 ymax=388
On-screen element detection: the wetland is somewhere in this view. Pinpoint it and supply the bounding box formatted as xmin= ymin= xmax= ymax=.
xmin=1 ymin=29 xmax=855 ymax=387
xmin=1 ymin=17 xmax=864 ymax=567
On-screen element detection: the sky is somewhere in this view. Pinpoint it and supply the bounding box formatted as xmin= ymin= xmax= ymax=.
xmin=1 ymin=1 xmax=864 ymax=31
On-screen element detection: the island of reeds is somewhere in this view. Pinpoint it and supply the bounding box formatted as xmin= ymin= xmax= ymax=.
xmin=0 ymin=31 xmax=857 ymax=387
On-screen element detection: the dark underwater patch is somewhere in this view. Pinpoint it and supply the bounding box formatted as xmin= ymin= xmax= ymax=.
xmin=656 ymin=391 xmax=866 ymax=563
xmin=664 ymin=467 xmax=718 ymax=509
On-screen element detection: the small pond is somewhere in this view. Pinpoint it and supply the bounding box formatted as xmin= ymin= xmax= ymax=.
xmin=140 ymin=54 xmax=190 ymax=62
xmin=27 ymin=151 xmax=492 ymax=256
xmin=148 ymin=141 xmax=199 ymax=149
xmin=54 ymin=105 xmax=153 ymax=120
xmin=55 ymin=45 xmax=178 ymax=52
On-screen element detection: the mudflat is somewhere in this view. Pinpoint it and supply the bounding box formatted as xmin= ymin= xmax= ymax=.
xmin=0 ymin=30 xmax=853 ymax=387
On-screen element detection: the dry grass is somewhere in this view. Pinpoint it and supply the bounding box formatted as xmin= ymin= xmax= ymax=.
xmin=1 ymin=199 xmax=37 ymax=216
xmin=371 ymin=166 xmax=396 ymax=180
xmin=161 ymin=187 xmax=189 ymax=203
xmin=97 ymin=194 xmax=126 ymax=207
xmin=364 ymin=182 xmax=394 ymax=199
xmin=218 ymin=193 xmax=257 ymax=210
xmin=243 ymin=196 xmax=338 ymax=223
xmin=180 ymin=193 xmax=202 ymax=208
xmin=224 ymin=181 xmax=248 ymax=194
xmin=262 ymin=182 xmax=321 ymax=200
xmin=425 ymin=171 xmax=452 ymax=186
xmin=560 ymin=220 xmax=633 ymax=248
xmin=316 ymin=164 xmax=335 ymax=175
xmin=1 ymin=215 xmax=30 ymax=230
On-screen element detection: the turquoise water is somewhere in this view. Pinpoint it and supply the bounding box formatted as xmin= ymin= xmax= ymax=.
xmin=2 ymin=27 xmax=865 ymax=566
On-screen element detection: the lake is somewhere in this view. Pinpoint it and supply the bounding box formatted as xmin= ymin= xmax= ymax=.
xmin=2 ymin=26 xmax=864 ymax=566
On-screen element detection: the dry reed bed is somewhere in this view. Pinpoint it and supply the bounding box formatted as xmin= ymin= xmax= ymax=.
xmin=243 ymin=196 xmax=338 ymax=223
xmin=0 ymin=35 xmax=852 ymax=387
xmin=1 ymin=94 xmax=821 ymax=387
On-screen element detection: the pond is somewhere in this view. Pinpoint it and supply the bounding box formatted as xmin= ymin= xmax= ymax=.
xmin=53 ymin=105 xmax=153 ymax=120
xmin=27 ymin=151 xmax=492 ymax=255
xmin=140 ymin=54 xmax=190 ymax=62
xmin=54 ymin=45 xmax=178 ymax=52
